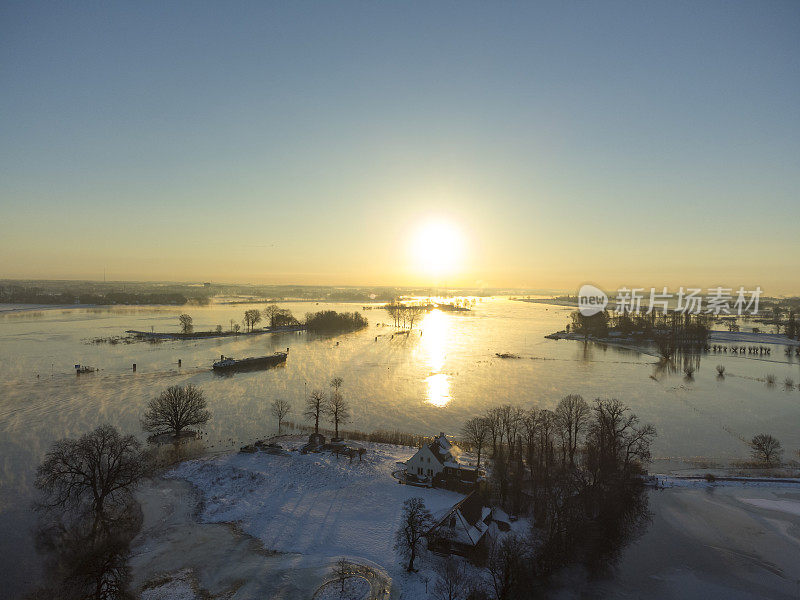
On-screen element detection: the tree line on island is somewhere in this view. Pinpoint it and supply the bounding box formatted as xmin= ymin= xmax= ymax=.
xmin=175 ymin=303 xmax=367 ymax=336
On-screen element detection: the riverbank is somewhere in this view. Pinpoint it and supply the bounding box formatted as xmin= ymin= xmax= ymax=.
xmin=0 ymin=302 xmax=99 ymax=313
xmin=545 ymin=329 xmax=800 ymax=354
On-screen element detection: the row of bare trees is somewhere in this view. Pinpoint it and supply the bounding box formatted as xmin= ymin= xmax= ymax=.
xmin=304 ymin=376 xmax=351 ymax=438
xmin=385 ymin=301 xmax=426 ymax=329
xmin=453 ymin=396 xmax=658 ymax=593
xmin=461 ymin=396 xmax=655 ymax=478
xmin=176 ymin=303 xmax=300 ymax=335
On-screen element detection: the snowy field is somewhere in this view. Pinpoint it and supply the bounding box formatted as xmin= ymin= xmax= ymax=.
xmin=163 ymin=437 xmax=466 ymax=597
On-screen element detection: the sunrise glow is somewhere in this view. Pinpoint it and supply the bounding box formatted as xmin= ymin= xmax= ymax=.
xmin=410 ymin=220 xmax=465 ymax=280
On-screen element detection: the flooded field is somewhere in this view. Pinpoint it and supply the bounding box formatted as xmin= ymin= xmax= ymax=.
xmin=2 ymin=298 xmax=799 ymax=597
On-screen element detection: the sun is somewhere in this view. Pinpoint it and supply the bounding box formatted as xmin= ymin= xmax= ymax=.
xmin=410 ymin=220 xmax=465 ymax=279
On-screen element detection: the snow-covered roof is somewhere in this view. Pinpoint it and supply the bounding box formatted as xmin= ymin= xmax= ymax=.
xmin=428 ymin=433 xmax=465 ymax=466
xmin=428 ymin=492 xmax=493 ymax=547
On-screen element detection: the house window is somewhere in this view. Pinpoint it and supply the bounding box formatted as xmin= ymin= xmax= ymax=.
xmin=427 ymin=468 xmax=432 ymax=476
xmin=417 ymin=467 xmax=422 ymax=475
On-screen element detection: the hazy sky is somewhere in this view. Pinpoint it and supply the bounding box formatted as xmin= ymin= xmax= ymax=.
xmin=1 ymin=2 xmax=798 ymax=292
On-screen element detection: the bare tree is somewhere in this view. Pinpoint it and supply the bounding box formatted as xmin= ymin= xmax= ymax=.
xmin=35 ymin=425 xmax=147 ymax=515
xmin=394 ymin=497 xmax=433 ymax=572
xmin=587 ymin=398 xmax=655 ymax=479
xmin=750 ymin=433 xmax=783 ymax=466
xmin=484 ymin=407 xmax=503 ymax=457
xmin=326 ymin=377 xmax=350 ymax=439
xmin=433 ymin=557 xmax=473 ymax=600
xmin=141 ymin=384 xmax=211 ymax=437
xmin=407 ymin=306 xmax=425 ymax=330
xmin=333 ymin=557 xmax=349 ymax=594
xmin=304 ymin=390 xmax=326 ymax=434
xmin=555 ymin=394 xmax=590 ymax=468
xmin=243 ymin=309 xmax=262 ymax=332
xmin=461 ymin=416 xmax=489 ymax=468
xmin=178 ymin=313 xmax=193 ymax=334
xmin=271 ymin=398 xmax=291 ymax=434
xmin=263 ymin=303 xmax=281 ymax=328
xmin=487 ymin=534 xmax=528 ymax=600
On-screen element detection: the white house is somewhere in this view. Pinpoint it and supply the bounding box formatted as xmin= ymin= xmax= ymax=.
xmin=403 ymin=432 xmax=481 ymax=486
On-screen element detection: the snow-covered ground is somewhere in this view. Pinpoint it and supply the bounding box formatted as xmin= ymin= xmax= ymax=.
xmin=168 ymin=438 xmax=463 ymax=568
xmin=315 ymin=576 xmax=371 ymax=600
xmin=708 ymin=330 xmax=800 ymax=346
xmin=135 ymin=437 xmax=469 ymax=598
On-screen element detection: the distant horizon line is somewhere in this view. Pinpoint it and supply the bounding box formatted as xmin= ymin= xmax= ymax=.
xmin=2 ymin=277 xmax=800 ymax=298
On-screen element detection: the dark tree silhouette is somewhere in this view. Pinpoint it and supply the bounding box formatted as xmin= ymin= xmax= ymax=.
xmin=460 ymin=416 xmax=489 ymax=468
xmin=433 ymin=557 xmax=473 ymax=600
xmin=304 ymin=310 xmax=367 ymax=333
xmin=326 ymin=377 xmax=350 ymax=439
xmin=35 ymin=425 xmax=147 ymax=515
xmin=555 ymin=394 xmax=590 ymax=468
xmin=26 ymin=505 xmax=142 ymax=600
xmin=750 ymin=433 xmax=783 ymax=465
xmin=243 ymin=309 xmax=261 ymax=332
xmin=263 ymin=303 xmax=281 ymax=327
xmin=333 ymin=557 xmax=349 ymax=594
xmin=395 ymin=497 xmax=433 ymax=572
xmin=178 ymin=313 xmax=193 ymax=334
xmin=271 ymin=398 xmax=291 ymax=434
xmin=304 ymin=390 xmax=326 ymax=434
xmin=487 ymin=534 xmax=529 ymax=600
xmin=142 ymin=384 xmax=211 ymax=437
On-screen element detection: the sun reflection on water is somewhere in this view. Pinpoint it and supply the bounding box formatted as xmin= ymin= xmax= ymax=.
xmin=421 ymin=309 xmax=451 ymax=407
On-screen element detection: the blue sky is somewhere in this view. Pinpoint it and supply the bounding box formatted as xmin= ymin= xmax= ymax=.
xmin=1 ymin=1 xmax=798 ymax=291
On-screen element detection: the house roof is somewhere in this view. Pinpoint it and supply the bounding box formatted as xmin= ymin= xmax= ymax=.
xmin=428 ymin=432 xmax=463 ymax=466
xmin=428 ymin=491 xmax=492 ymax=547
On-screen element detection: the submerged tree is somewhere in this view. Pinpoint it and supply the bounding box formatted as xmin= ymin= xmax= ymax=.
xmin=395 ymin=497 xmax=434 ymax=572
xmin=142 ymin=384 xmax=211 ymax=437
xmin=271 ymin=398 xmax=292 ymax=434
xmin=35 ymin=425 xmax=147 ymax=516
xmin=750 ymin=433 xmax=783 ymax=466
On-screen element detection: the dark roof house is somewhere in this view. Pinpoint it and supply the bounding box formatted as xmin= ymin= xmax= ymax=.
xmin=427 ymin=491 xmax=494 ymax=556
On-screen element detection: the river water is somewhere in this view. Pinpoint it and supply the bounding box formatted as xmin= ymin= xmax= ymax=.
xmin=1 ymin=297 xmax=799 ymax=597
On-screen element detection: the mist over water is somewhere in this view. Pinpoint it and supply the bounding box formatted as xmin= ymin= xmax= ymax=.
xmin=1 ymin=297 xmax=799 ymax=597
